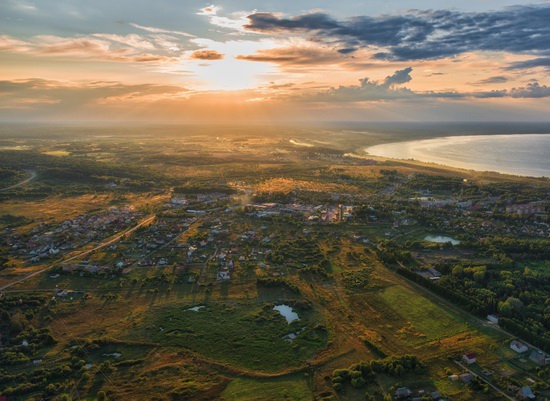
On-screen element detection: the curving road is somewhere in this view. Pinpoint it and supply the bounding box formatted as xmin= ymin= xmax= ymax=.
xmin=0 ymin=170 xmax=37 ymax=192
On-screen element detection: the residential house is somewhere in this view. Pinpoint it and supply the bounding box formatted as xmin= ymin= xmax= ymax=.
xmin=487 ymin=315 xmax=499 ymax=324
xmin=529 ymin=350 xmax=548 ymax=366
xmin=517 ymin=386 xmax=536 ymax=400
xmin=394 ymin=387 xmax=412 ymax=399
xmin=459 ymin=372 xmax=473 ymax=384
xmin=510 ymin=340 xmax=528 ymax=353
xmin=217 ymin=270 xmax=230 ymax=281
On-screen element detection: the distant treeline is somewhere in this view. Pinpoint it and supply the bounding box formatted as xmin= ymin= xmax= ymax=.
xmin=173 ymin=184 xmax=237 ymax=194
xmin=0 ymin=150 xmax=172 ymax=191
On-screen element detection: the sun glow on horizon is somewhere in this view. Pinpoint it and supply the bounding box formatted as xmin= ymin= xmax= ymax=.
xmin=182 ymin=56 xmax=276 ymax=91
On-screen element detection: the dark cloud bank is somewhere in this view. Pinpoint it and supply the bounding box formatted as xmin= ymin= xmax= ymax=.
xmin=245 ymin=5 xmax=550 ymax=62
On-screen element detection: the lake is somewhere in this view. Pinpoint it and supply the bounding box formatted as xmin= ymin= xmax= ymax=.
xmin=365 ymin=134 xmax=550 ymax=177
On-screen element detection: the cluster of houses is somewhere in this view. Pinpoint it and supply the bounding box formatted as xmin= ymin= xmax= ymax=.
xmin=505 ymin=202 xmax=546 ymax=216
xmin=394 ymin=387 xmax=445 ymax=401
xmin=168 ymin=193 xmax=230 ymax=209
xmin=508 ymin=339 xmax=550 ymax=366
xmin=419 ymin=198 xmax=473 ymax=209
xmin=414 ymin=190 xmax=547 ymax=219
xmin=425 ymin=205 xmax=550 ymax=239
xmin=61 ymin=263 xmax=111 ymax=275
xmin=40 ymin=215 xmax=196 ymax=276
xmin=456 ymin=343 xmax=549 ymax=399
xmin=4 ymin=207 xmax=140 ymax=263
xmin=244 ymin=202 xmax=355 ymax=223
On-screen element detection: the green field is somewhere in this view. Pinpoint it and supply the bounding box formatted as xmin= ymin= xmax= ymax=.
xmin=128 ymin=301 xmax=328 ymax=372
xmin=376 ymin=284 xmax=469 ymax=345
xmin=221 ymin=375 xmax=312 ymax=401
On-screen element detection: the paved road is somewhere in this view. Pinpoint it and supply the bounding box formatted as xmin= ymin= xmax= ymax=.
xmin=0 ymin=170 xmax=37 ymax=192
xmin=0 ymin=215 xmax=156 ymax=291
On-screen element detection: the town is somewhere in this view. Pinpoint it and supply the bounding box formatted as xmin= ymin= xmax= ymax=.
xmin=0 ymin=128 xmax=549 ymax=401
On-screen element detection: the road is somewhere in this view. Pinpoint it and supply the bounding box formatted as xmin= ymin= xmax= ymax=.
xmin=0 ymin=170 xmax=37 ymax=192
xmin=0 ymin=214 xmax=156 ymax=291
xmin=60 ymin=215 xmax=156 ymax=264
xmin=454 ymin=361 xmax=517 ymax=401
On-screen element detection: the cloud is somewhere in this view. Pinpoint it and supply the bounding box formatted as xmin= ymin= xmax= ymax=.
xmin=197 ymin=5 xmax=254 ymax=33
xmin=132 ymin=54 xmax=177 ymax=63
xmin=383 ymin=67 xmax=413 ymax=86
xmin=92 ymin=34 xmax=157 ymax=51
xmin=37 ymin=36 xmax=113 ymax=56
xmin=288 ymin=68 xmax=550 ymax=103
xmin=268 ymin=83 xmax=295 ymax=90
xmin=129 ymin=23 xmax=195 ymax=38
xmin=506 ymin=57 xmax=550 ymax=70
xmin=509 ymin=82 xmax=550 ymax=98
xmin=0 ymin=35 xmax=30 ymax=52
xmin=244 ymin=5 xmax=550 ymax=62
xmin=245 ymin=12 xmax=339 ymax=32
xmin=236 ymin=45 xmax=346 ymax=66
xmin=197 ymin=5 xmax=220 ymax=16
xmin=337 ymin=48 xmax=358 ymax=54
xmin=473 ymin=76 xmax=509 ymax=85
xmin=472 ymin=83 xmax=550 ymax=98
xmin=296 ymin=69 xmax=417 ymax=102
xmin=0 ymin=78 xmax=188 ymax=110
xmin=190 ymin=49 xmax=224 ymax=60
xmin=0 ymin=34 xmax=181 ymax=63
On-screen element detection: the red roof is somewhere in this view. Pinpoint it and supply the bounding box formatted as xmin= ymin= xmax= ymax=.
xmin=464 ymin=353 xmax=476 ymax=359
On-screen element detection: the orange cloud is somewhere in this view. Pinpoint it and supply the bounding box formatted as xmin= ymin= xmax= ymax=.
xmin=0 ymin=34 xmax=181 ymax=64
xmin=190 ymin=49 xmax=224 ymax=60
xmin=236 ymin=45 xmax=346 ymax=66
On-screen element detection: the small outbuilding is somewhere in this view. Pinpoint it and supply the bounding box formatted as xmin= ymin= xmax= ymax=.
xmin=462 ymin=353 xmax=477 ymax=365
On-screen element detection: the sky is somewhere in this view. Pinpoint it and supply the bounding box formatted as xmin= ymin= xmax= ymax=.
xmin=1 ymin=0 xmax=550 ymax=123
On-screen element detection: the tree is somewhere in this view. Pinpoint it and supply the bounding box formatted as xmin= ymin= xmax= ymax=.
xmin=351 ymin=377 xmax=366 ymax=388
xmin=97 ymin=391 xmax=107 ymax=401
xmin=451 ymin=265 xmax=464 ymax=277
xmin=9 ymin=311 xmax=27 ymax=333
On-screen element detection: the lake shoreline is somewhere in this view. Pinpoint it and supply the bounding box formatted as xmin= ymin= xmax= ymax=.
xmin=364 ymin=133 xmax=550 ymax=178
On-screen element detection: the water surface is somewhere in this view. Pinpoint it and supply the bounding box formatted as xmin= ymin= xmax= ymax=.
xmin=424 ymin=235 xmax=460 ymax=245
xmin=273 ymin=305 xmax=300 ymax=324
xmin=366 ymin=134 xmax=550 ymax=177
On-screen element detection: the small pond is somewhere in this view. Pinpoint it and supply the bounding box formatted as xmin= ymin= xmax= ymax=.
xmin=273 ymin=304 xmax=300 ymax=324
xmin=186 ymin=306 xmax=205 ymax=312
xmin=424 ymin=235 xmax=460 ymax=245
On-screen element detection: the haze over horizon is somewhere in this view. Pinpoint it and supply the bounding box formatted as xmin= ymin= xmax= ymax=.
xmin=1 ymin=0 xmax=550 ymax=123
